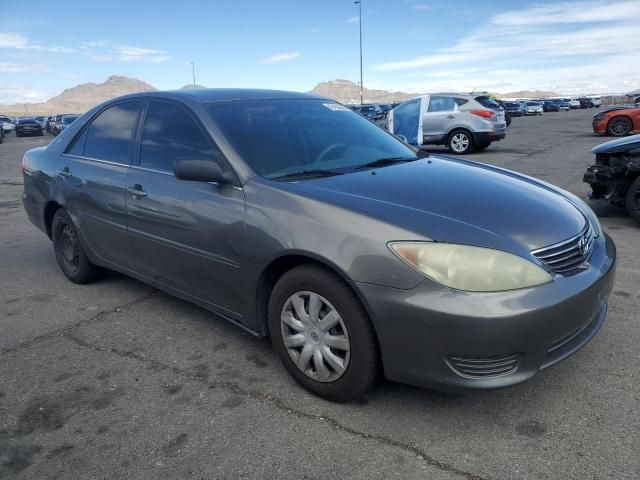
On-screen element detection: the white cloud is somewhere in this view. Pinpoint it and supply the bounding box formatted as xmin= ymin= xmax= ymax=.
xmin=0 ymin=62 xmax=42 ymax=73
xmin=374 ymin=0 xmax=640 ymax=94
xmin=414 ymin=4 xmax=431 ymax=10
xmin=115 ymin=47 xmax=170 ymax=63
xmin=0 ymin=84 xmax=57 ymax=104
xmin=0 ymin=32 xmax=74 ymax=53
xmin=89 ymin=54 xmax=113 ymax=62
xmin=259 ymin=52 xmax=301 ymax=64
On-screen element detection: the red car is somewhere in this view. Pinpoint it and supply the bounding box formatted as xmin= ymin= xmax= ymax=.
xmin=593 ymin=106 xmax=640 ymax=136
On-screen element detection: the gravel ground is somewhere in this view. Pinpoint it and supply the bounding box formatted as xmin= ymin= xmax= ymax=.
xmin=0 ymin=109 xmax=638 ymax=480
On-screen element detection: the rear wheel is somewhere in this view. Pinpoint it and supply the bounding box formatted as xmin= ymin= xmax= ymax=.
xmin=625 ymin=177 xmax=640 ymax=225
xmin=268 ymin=264 xmax=379 ymax=402
xmin=607 ymin=116 xmax=632 ymax=136
xmin=52 ymin=209 xmax=101 ymax=283
xmin=447 ymin=129 xmax=474 ymax=154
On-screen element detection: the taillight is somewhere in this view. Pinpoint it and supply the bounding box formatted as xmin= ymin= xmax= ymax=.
xmin=471 ymin=109 xmax=495 ymax=119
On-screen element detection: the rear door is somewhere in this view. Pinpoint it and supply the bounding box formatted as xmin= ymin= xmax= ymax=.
xmin=125 ymin=100 xmax=246 ymax=318
xmin=57 ymin=101 xmax=142 ymax=268
xmin=423 ymin=96 xmax=458 ymax=141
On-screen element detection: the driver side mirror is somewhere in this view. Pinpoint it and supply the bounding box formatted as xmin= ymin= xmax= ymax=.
xmin=174 ymin=160 xmax=234 ymax=184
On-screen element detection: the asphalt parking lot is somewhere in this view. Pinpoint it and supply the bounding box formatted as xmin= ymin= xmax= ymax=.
xmin=0 ymin=109 xmax=638 ymax=479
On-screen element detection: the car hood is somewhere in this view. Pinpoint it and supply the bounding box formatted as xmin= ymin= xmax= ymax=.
xmin=592 ymin=134 xmax=640 ymax=154
xmin=295 ymin=157 xmax=586 ymax=253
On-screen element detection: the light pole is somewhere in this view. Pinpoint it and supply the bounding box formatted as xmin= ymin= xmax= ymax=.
xmin=190 ymin=62 xmax=196 ymax=88
xmin=354 ymin=0 xmax=363 ymax=105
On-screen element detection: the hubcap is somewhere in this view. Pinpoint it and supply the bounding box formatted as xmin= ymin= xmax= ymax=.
xmin=451 ymin=133 xmax=469 ymax=152
xmin=280 ymin=291 xmax=350 ymax=383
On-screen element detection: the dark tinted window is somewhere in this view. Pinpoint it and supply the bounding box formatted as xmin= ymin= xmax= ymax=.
xmin=140 ymin=101 xmax=220 ymax=173
xmin=62 ymin=115 xmax=79 ymax=124
xmin=18 ymin=118 xmax=37 ymax=124
xmin=454 ymin=98 xmax=469 ymax=107
xmin=84 ymin=102 xmax=141 ymax=164
xmin=206 ymin=99 xmax=415 ymax=178
xmin=67 ymin=128 xmax=88 ymax=156
xmin=475 ymin=96 xmax=501 ymax=109
xmin=428 ymin=96 xmax=455 ymax=112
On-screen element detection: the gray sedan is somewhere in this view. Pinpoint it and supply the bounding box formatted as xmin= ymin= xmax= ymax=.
xmin=22 ymin=89 xmax=616 ymax=402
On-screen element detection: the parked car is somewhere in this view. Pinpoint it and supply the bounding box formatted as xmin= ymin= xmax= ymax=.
xmin=557 ymin=100 xmax=570 ymax=111
xmin=524 ymin=102 xmax=543 ymax=115
xmin=45 ymin=116 xmax=54 ymax=133
xmin=49 ymin=113 xmax=72 ymax=135
xmin=542 ymin=100 xmax=560 ymax=112
xmin=578 ymin=98 xmax=594 ymax=109
xmin=15 ymin=117 xmax=44 ymax=137
xmin=377 ymin=104 xmax=393 ymax=117
xmin=590 ymin=97 xmax=602 ymax=108
xmin=503 ymin=101 xmax=525 ymax=117
xmin=0 ymin=125 xmax=4 ymax=144
xmin=592 ymin=106 xmax=640 ymax=136
xmin=569 ymin=99 xmax=581 ymax=109
xmin=52 ymin=114 xmax=80 ymax=136
xmin=21 ymin=89 xmax=615 ymax=402
xmin=388 ymin=93 xmax=507 ymax=154
xmin=0 ymin=115 xmax=14 ymax=133
xmin=34 ymin=116 xmax=47 ymax=129
xmin=354 ymin=104 xmax=384 ymax=121
xmin=584 ymin=135 xmax=640 ymax=224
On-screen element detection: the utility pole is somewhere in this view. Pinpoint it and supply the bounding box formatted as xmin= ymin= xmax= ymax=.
xmin=355 ymin=0 xmax=363 ymax=104
xmin=190 ymin=62 xmax=196 ymax=88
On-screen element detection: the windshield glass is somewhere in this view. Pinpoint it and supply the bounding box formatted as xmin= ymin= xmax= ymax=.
xmin=63 ymin=115 xmax=79 ymax=124
xmin=18 ymin=118 xmax=36 ymax=124
xmin=206 ymin=99 xmax=416 ymax=179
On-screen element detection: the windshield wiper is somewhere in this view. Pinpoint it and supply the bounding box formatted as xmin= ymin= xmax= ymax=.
xmin=271 ymin=169 xmax=345 ymax=181
xmin=353 ymin=156 xmax=420 ymax=171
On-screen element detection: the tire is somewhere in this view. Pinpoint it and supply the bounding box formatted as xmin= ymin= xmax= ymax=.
xmin=447 ymin=129 xmax=474 ymax=154
xmin=268 ymin=264 xmax=380 ymax=402
xmin=625 ymin=177 xmax=640 ymax=225
xmin=51 ymin=209 xmax=101 ymax=283
xmin=607 ymin=116 xmax=632 ymax=137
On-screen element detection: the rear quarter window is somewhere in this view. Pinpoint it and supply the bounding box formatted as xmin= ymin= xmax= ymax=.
xmin=475 ymin=96 xmax=501 ymax=109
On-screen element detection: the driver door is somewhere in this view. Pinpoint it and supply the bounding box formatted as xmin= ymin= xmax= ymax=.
xmin=126 ymin=100 xmax=246 ymax=318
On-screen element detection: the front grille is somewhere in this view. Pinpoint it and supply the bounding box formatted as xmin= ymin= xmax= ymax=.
xmin=532 ymin=224 xmax=594 ymax=275
xmin=446 ymin=353 xmax=520 ymax=379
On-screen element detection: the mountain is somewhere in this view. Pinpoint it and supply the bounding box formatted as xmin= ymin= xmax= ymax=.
xmin=310 ymin=79 xmax=415 ymax=104
xmin=310 ymin=80 xmax=561 ymax=103
xmin=181 ymin=84 xmax=207 ymax=90
xmin=1 ymin=75 xmax=157 ymax=116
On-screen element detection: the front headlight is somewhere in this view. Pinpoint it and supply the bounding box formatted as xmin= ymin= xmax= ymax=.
xmin=389 ymin=242 xmax=553 ymax=292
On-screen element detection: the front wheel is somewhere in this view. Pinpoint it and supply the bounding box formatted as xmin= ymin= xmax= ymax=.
xmin=626 ymin=177 xmax=640 ymax=225
xmin=52 ymin=209 xmax=101 ymax=283
xmin=268 ymin=264 xmax=379 ymax=402
xmin=607 ymin=116 xmax=632 ymax=136
xmin=447 ymin=129 xmax=474 ymax=154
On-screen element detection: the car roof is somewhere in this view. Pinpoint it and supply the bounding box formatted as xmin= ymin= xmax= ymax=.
xmin=112 ymin=88 xmax=328 ymax=104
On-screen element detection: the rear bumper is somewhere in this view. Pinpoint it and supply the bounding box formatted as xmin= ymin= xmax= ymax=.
xmin=357 ymin=233 xmax=616 ymax=391
xmin=474 ymin=130 xmax=506 ymax=144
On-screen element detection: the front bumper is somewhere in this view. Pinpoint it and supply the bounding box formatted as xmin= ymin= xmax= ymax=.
xmin=592 ymin=118 xmax=607 ymax=134
xmin=357 ymin=233 xmax=616 ymax=391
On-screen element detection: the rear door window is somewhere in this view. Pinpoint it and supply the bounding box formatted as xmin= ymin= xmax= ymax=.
xmin=83 ymin=102 xmax=142 ymax=164
xmin=427 ymin=96 xmax=456 ymax=113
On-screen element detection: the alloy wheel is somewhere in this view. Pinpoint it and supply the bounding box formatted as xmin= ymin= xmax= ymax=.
xmin=451 ymin=133 xmax=470 ymax=153
xmin=280 ymin=291 xmax=351 ymax=383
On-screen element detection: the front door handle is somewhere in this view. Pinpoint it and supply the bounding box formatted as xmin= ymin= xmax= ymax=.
xmin=128 ymin=184 xmax=147 ymax=198
xmin=57 ymin=167 xmax=72 ymax=178
xmin=447 ymin=114 xmax=455 ymax=119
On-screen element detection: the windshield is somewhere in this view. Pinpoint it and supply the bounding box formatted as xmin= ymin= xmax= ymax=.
xmin=18 ymin=118 xmax=37 ymax=124
xmin=63 ymin=116 xmax=79 ymax=124
xmin=206 ymin=99 xmax=416 ymax=179
xmin=526 ymin=102 xmax=538 ymax=106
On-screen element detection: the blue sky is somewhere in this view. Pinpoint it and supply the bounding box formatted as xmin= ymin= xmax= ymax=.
xmin=1 ymin=0 xmax=639 ymax=104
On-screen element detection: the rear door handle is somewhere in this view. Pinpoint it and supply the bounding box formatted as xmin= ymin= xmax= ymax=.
xmin=447 ymin=115 xmax=455 ymax=119
xmin=57 ymin=167 xmax=72 ymax=178
xmin=128 ymin=184 xmax=147 ymax=197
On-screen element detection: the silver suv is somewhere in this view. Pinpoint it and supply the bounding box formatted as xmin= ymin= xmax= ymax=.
xmin=390 ymin=93 xmax=507 ymax=154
